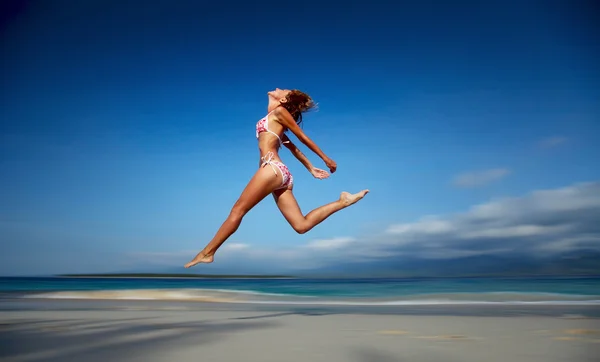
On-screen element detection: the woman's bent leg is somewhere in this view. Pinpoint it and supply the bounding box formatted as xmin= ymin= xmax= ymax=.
xmin=273 ymin=188 xmax=369 ymax=234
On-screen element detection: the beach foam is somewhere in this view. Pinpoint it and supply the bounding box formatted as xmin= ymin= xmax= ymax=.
xmin=23 ymin=289 xmax=234 ymax=303
xmin=23 ymin=288 xmax=600 ymax=306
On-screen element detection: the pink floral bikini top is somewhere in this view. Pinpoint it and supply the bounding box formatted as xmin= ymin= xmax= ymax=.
xmin=255 ymin=111 xmax=288 ymax=146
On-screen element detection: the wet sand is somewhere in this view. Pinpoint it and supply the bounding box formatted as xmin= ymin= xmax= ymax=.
xmin=1 ymin=299 xmax=599 ymax=362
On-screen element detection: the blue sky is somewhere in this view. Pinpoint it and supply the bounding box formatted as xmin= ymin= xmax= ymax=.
xmin=1 ymin=0 xmax=599 ymax=276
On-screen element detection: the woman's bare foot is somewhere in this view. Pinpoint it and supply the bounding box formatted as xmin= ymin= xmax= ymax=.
xmin=184 ymin=252 xmax=214 ymax=268
xmin=340 ymin=189 xmax=370 ymax=207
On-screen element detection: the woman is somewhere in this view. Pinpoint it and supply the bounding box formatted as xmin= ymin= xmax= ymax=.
xmin=184 ymin=88 xmax=369 ymax=268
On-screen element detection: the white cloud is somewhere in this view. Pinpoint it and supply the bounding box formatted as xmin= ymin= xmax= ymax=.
xmin=304 ymin=237 xmax=355 ymax=250
xmin=452 ymin=168 xmax=510 ymax=187
xmin=382 ymin=181 xmax=600 ymax=259
xmin=127 ymin=250 xmax=197 ymax=265
xmin=459 ymin=224 xmax=573 ymax=239
xmin=538 ymin=136 xmax=568 ymax=149
xmin=222 ymin=243 xmax=249 ymax=251
xmin=386 ymin=218 xmax=456 ymax=235
xmin=126 ymin=243 xmax=250 ymax=266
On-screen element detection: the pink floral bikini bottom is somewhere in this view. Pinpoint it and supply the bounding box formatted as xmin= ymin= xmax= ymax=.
xmin=260 ymin=151 xmax=293 ymax=190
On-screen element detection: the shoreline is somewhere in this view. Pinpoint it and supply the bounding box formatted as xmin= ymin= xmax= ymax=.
xmin=3 ymin=297 xmax=600 ymax=318
xmin=12 ymin=292 xmax=600 ymax=306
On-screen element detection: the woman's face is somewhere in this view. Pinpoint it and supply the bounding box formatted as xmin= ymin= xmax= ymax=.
xmin=268 ymin=88 xmax=291 ymax=101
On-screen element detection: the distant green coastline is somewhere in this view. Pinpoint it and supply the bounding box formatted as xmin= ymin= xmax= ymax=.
xmin=57 ymin=273 xmax=296 ymax=279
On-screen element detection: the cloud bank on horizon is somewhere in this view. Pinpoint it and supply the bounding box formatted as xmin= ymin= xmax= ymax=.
xmin=129 ymin=180 xmax=600 ymax=274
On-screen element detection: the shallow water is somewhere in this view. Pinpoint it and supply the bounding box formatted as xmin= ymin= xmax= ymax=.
xmin=2 ymin=276 xmax=599 ymax=306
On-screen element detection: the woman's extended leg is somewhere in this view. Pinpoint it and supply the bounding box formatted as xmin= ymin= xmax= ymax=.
xmin=184 ymin=166 xmax=283 ymax=268
xmin=273 ymin=188 xmax=369 ymax=234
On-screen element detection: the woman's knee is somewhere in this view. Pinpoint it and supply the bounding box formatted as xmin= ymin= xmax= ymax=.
xmin=292 ymin=222 xmax=310 ymax=234
xmin=230 ymin=203 xmax=249 ymax=221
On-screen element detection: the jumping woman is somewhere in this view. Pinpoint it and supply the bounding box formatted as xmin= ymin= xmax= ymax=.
xmin=184 ymin=88 xmax=369 ymax=268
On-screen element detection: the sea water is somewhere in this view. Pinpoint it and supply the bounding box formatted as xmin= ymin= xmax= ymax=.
xmin=1 ymin=276 xmax=599 ymax=306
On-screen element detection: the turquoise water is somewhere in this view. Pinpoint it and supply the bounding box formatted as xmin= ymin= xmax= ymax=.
xmin=2 ymin=276 xmax=599 ymax=305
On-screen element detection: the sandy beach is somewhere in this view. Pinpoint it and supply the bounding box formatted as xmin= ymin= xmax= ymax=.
xmin=1 ymin=299 xmax=599 ymax=362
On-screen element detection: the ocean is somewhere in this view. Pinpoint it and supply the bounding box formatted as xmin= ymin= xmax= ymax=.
xmin=1 ymin=276 xmax=599 ymax=306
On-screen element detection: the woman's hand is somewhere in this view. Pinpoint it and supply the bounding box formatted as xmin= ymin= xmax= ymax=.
xmin=310 ymin=167 xmax=330 ymax=179
xmin=324 ymin=157 xmax=337 ymax=173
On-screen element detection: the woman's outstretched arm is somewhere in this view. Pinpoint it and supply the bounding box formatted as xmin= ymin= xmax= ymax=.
xmin=273 ymin=107 xmax=337 ymax=173
xmin=282 ymin=134 xmax=330 ymax=179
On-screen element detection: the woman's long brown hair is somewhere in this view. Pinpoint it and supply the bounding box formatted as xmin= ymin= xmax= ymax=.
xmin=280 ymin=89 xmax=316 ymax=127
